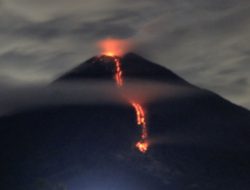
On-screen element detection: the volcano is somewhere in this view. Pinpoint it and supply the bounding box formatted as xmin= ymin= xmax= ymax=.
xmin=1 ymin=53 xmax=250 ymax=190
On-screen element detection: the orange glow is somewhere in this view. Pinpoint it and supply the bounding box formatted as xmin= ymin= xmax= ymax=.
xmin=136 ymin=141 xmax=149 ymax=153
xmin=113 ymin=57 xmax=123 ymax=87
xmin=131 ymin=102 xmax=146 ymax=127
xmin=131 ymin=102 xmax=149 ymax=153
xmin=106 ymin=52 xmax=115 ymax=57
xmin=97 ymin=38 xmax=131 ymax=57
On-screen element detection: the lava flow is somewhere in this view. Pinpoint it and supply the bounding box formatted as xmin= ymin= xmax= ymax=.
xmin=111 ymin=56 xmax=149 ymax=153
xmin=97 ymin=56 xmax=148 ymax=153
xmin=113 ymin=57 xmax=123 ymax=87
xmin=131 ymin=102 xmax=149 ymax=153
xmin=97 ymin=38 xmax=149 ymax=153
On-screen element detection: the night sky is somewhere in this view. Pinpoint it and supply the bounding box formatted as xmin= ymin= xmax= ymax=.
xmin=0 ymin=0 xmax=249 ymax=108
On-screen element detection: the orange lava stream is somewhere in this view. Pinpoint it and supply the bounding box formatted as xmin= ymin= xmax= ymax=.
xmin=114 ymin=57 xmax=123 ymax=87
xmin=102 ymin=54 xmax=149 ymax=153
xmin=131 ymin=102 xmax=149 ymax=153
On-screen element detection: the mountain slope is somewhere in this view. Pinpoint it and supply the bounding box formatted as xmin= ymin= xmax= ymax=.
xmin=0 ymin=53 xmax=250 ymax=190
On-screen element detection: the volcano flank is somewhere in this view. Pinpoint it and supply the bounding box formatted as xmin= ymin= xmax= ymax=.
xmin=1 ymin=53 xmax=250 ymax=190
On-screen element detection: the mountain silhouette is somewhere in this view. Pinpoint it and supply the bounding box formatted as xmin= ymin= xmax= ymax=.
xmin=56 ymin=53 xmax=189 ymax=85
xmin=1 ymin=53 xmax=250 ymax=190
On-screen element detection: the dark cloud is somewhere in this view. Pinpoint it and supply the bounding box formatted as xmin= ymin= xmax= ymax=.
xmin=0 ymin=51 xmax=38 ymax=67
xmin=73 ymin=21 xmax=135 ymax=41
xmin=2 ymin=16 xmax=135 ymax=42
xmin=17 ymin=19 xmax=65 ymax=41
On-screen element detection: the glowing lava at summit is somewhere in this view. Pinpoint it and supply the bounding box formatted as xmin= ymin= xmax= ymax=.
xmin=97 ymin=38 xmax=132 ymax=57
